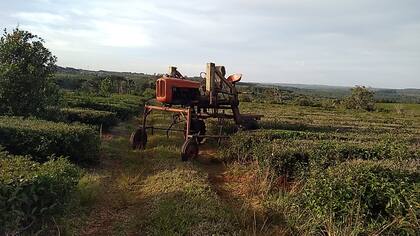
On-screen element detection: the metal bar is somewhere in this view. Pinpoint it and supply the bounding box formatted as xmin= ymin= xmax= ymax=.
xmin=144 ymin=127 xmax=184 ymax=132
xmin=197 ymin=113 xmax=235 ymax=119
xmin=145 ymin=105 xmax=189 ymax=113
xmin=185 ymin=108 xmax=191 ymax=140
xmin=187 ymin=134 xmax=230 ymax=139
xmin=141 ymin=107 xmax=150 ymax=135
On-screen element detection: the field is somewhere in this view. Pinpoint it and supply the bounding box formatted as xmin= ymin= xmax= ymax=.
xmin=25 ymin=100 xmax=415 ymax=235
xmin=1 ymin=68 xmax=419 ymax=235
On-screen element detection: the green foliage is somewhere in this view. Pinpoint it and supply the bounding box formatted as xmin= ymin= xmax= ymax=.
xmin=60 ymin=107 xmax=118 ymax=130
xmin=300 ymin=160 xmax=419 ymax=234
xmin=0 ymin=153 xmax=81 ymax=234
xmin=99 ymin=77 xmax=113 ymax=97
xmin=142 ymin=87 xmax=155 ymax=100
xmin=64 ymin=93 xmax=142 ymax=120
xmin=0 ymin=28 xmax=59 ymax=116
xmin=343 ymin=86 xmax=375 ymax=111
xmin=142 ymin=168 xmax=237 ymax=235
xmin=53 ymin=67 xmax=157 ymax=96
xmin=220 ymin=130 xmax=416 ymax=179
xmin=294 ymin=96 xmax=316 ymax=107
xmin=0 ymin=116 xmax=99 ymax=163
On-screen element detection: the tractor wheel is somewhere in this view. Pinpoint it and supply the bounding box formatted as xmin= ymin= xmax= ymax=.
xmin=185 ymin=119 xmax=206 ymax=143
xmin=181 ymin=138 xmax=199 ymax=161
xmin=130 ymin=128 xmax=147 ymax=149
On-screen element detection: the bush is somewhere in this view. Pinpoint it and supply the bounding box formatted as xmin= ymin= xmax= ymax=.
xmin=0 ymin=153 xmax=81 ymax=234
xmin=64 ymin=93 xmax=142 ymax=120
xmin=343 ymin=86 xmax=375 ymax=111
xmin=300 ymin=160 xmax=419 ymax=234
xmin=220 ymin=131 xmax=416 ymax=179
xmin=0 ymin=116 xmax=99 ymax=162
xmin=60 ymin=107 xmax=118 ymax=129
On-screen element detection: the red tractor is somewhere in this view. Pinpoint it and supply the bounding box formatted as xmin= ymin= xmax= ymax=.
xmin=131 ymin=62 xmax=262 ymax=161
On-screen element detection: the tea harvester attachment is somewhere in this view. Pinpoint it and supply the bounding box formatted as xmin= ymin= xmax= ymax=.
xmin=130 ymin=62 xmax=262 ymax=161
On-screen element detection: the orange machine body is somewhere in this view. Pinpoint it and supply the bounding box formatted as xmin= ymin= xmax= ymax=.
xmin=156 ymin=77 xmax=201 ymax=104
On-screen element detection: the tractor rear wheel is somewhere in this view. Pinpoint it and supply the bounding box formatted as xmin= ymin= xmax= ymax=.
xmin=181 ymin=138 xmax=199 ymax=161
xmin=130 ymin=128 xmax=147 ymax=149
xmin=184 ymin=119 xmax=206 ymax=143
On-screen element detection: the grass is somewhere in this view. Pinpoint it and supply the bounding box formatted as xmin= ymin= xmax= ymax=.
xmin=39 ymin=101 xmax=419 ymax=235
xmin=219 ymin=102 xmax=420 ymax=234
xmin=53 ymin=114 xmax=241 ymax=235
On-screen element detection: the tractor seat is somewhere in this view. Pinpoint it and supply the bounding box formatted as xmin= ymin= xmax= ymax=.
xmin=227 ymin=74 xmax=242 ymax=84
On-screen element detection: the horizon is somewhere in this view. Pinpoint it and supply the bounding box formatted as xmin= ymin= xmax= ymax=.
xmin=58 ymin=64 xmax=420 ymax=90
xmin=3 ymin=0 xmax=420 ymax=89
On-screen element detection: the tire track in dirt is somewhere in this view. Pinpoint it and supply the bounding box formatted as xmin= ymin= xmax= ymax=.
xmin=197 ymin=147 xmax=281 ymax=235
xmin=78 ymin=129 xmax=148 ymax=236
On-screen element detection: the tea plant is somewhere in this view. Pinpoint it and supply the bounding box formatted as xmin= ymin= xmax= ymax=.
xmin=0 ymin=152 xmax=81 ymax=234
xmin=0 ymin=116 xmax=100 ymax=163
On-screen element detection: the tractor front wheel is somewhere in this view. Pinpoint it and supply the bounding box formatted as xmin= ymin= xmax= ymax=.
xmin=181 ymin=138 xmax=199 ymax=161
xmin=130 ymin=127 xmax=147 ymax=149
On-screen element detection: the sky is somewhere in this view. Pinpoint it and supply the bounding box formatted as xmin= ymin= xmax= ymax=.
xmin=1 ymin=0 xmax=420 ymax=88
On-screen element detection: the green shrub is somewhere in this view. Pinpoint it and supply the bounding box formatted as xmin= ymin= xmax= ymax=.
xmin=0 ymin=116 xmax=99 ymax=162
xmin=208 ymin=120 xmax=238 ymax=135
xmin=300 ymin=160 xmax=419 ymax=234
xmin=221 ymin=131 xmax=416 ymax=179
xmin=0 ymin=153 xmax=81 ymax=234
xmin=60 ymin=107 xmax=118 ymax=129
xmin=342 ymin=86 xmax=375 ymax=111
xmin=64 ymin=93 xmax=142 ymax=120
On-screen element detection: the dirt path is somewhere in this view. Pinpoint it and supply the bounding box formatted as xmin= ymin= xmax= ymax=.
xmin=76 ymin=125 xmax=149 ymax=236
xmin=196 ymin=147 xmax=273 ymax=234
xmin=197 ymin=148 xmax=242 ymax=206
xmin=78 ymin=144 xmax=132 ymax=235
xmin=73 ymin=121 xmax=266 ymax=235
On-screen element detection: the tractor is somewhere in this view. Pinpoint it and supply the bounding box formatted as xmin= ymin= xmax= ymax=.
xmin=130 ymin=62 xmax=262 ymax=161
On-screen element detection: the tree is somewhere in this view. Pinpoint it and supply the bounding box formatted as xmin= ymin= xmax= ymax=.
xmin=0 ymin=28 xmax=59 ymax=116
xmin=99 ymin=77 xmax=113 ymax=97
xmin=343 ymin=86 xmax=375 ymax=111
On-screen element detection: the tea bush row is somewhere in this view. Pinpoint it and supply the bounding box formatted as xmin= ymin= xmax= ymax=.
xmin=64 ymin=93 xmax=143 ymax=120
xmin=60 ymin=108 xmax=118 ymax=129
xmin=0 ymin=116 xmax=100 ymax=163
xmin=0 ymin=152 xmax=81 ymax=234
xmin=42 ymin=107 xmax=118 ymax=129
xmin=258 ymin=118 xmax=414 ymax=135
xmin=220 ymin=131 xmax=417 ymax=179
xmin=300 ymin=159 xmax=419 ymax=234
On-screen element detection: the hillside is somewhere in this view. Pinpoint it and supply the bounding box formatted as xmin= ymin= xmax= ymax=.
xmin=56 ymin=66 xmax=420 ymax=103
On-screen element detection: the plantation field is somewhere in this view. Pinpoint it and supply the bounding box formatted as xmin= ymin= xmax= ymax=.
xmin=37 ymin=101 xmax=419 ymax=235
xmin=2 ymin=26 xmax=418 ymax=235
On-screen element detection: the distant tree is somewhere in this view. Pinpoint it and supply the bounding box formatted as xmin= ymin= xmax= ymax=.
xmin=343 ymin=86 xmax=375 ymax=111
xmin=99 ymin=77 xmax=113 ymax=97
xmin=295 ymin=96 xmax=314 ymax=107
xmin=0 ymin=28 xmax=58 ymax=116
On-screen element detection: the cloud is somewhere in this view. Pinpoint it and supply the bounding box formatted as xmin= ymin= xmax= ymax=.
xmin=3 ymin=0 xmax=420 ymax=88
xmin=13 ymin=12 xmax=67 ymax=24
xmin=92 ymin=20 xmax=152 ymax=48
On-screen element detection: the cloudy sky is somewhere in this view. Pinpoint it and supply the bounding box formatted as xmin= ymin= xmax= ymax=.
xmin=1 ymin=0 xmax=420 ymax=88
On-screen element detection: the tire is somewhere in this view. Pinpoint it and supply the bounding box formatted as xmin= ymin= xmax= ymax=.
xmin=185 ymin=119 xmax=206 ymax=143
xmin=130 ymin=128 xmax=147 ymax=149
xmin=181 ymin=138 xmax=199 ymax=161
